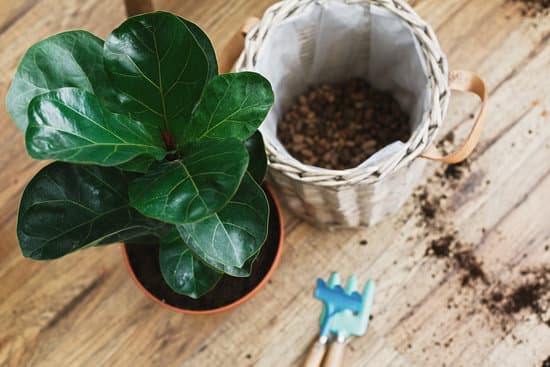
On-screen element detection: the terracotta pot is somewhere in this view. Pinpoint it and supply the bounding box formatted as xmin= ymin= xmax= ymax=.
xmin=121 ymin=184 xmax=284 ymax=315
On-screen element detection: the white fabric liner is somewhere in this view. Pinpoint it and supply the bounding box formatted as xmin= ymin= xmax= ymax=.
xmin=252 ymin=0 xmax=431 ymax=171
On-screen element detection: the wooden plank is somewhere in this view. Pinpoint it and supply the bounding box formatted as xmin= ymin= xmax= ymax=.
xmin=124 ymin=0 xmax=154 ymax=17
xmin=0 ymin=0 xmax=549 ymax=366
xmin=0 ymin=0 xmax=38 ymax=35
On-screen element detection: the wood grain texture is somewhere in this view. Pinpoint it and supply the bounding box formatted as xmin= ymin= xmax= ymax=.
xmin=124 ymin=0 xmax=153 ymax=17
xmin=1 ymin=1 xmax=549 ymax=366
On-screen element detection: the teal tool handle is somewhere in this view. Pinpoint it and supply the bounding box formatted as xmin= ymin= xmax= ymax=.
xmin=303 ymin=338 xmax=327 ymax=367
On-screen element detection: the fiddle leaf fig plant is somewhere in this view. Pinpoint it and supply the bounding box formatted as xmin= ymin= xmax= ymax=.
xmin=7 ymin=11 xmax=274 ymax=299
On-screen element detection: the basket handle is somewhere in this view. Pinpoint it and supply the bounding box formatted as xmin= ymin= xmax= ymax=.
xmin=419 ymin=70 xmax=488 ymax=164
xmin=219 ymin=17 xmax=260 ymax=73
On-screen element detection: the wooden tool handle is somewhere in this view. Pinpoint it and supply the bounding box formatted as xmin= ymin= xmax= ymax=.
xmin=420 ymin=70 xmax=488 ymax=164
xmin=322 ymin=341 xmax=346 ymax=367
xmin=303 ymin=339 xmax=327 ymax=367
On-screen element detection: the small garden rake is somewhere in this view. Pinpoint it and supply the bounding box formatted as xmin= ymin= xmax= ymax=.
xmin=303 ymin=272 xmax=375 ymax=367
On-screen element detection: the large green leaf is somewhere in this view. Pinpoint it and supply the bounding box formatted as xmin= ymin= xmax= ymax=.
xmin=159 ymin=227 xmax=222 ymax=298
xmin=103 ymin=11 xmax=217 ymax=138
xmin=26 ymin=88 xmax=166 ymax=165
xmin=179 ymin=72 xmax=274 ymax=144
xmin=181 ymin=237 xmax=260 ymax=277
xmin=177 ymin=174 xmax=269 ymax=267
xmin=177 ymin=16 xmax=218 ymax=82
xmin=6 ymin=30 xmax=114 ymax=132
xmin=244 ymin=131 xmax=268 ymax=184
xmin=129 ymin=138 xmax=248 ymax=223
xmin=17 ymin=162 xmax=161 ymax=260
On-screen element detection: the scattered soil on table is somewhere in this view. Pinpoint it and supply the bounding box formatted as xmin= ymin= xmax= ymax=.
xmin=424 ymin=232 xmax=488 ymax=286
xmin=503 ymin=273 xmax=548 ymax=314
xmin=510 ymin=0 xmax=550 ymax=17
xmin=454 ymin=249 xmax=489 ymax=286
xmin=443 ymin=160 xmax=470 ymax=180
xmin=417 ymin=189 xmax=439 ymax=222
xmin=433 ymin=133 xmax=472 ymax=187
xmin=124 ymin=189 xmax=281 ymax=311
xmin=409 ymin=142 xmax=549 ymax=341
xmin=277 ymin=78 xmax=410 ymax=170
xmin=482 ymin=267 xmax=550 ymax=321
xmin=425 ymin=235 xmax=454 ymax=258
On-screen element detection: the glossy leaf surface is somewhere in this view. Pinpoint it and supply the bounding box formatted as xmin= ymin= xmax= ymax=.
xmin=159 ymin=227 xmax=222 ymax=298
xmin=26 ymin=88 xmax=166 ymax=165
xmin=17 ymin=162 xmax=160 ymax=260
xmin=244 ymin=131 xmax=268 ymax=184
xmin=104 ymin=11 xmax=217 ymax=137
xmin=129 ymin=138 xmax=248 ymax=223
xmin=177 ymin=174 xmax=269 ymax=267
xmin=177 ymin=16 xmax=218 ymax=83
xmin=6 ymin=31 xmax=114 ymax=132
xmin=180 ymin=72 xmax=273 ymax=144
xmin=180 ymin=237 xmax=259 ymax=277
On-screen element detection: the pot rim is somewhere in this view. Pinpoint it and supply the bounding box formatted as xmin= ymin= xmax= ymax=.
xmin=120 ymin=183 xmax=284 ymax=315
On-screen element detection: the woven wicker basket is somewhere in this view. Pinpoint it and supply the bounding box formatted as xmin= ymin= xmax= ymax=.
xmin=225 ymin=0 xmax=487 ymax=228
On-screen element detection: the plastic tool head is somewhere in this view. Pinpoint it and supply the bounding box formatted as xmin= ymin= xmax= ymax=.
xmin=316 ymin=272 xmax=375 ymax=339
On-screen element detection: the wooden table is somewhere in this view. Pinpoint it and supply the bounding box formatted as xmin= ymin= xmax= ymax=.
xmin=1 ymin=1 xmax=549 ymax=366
